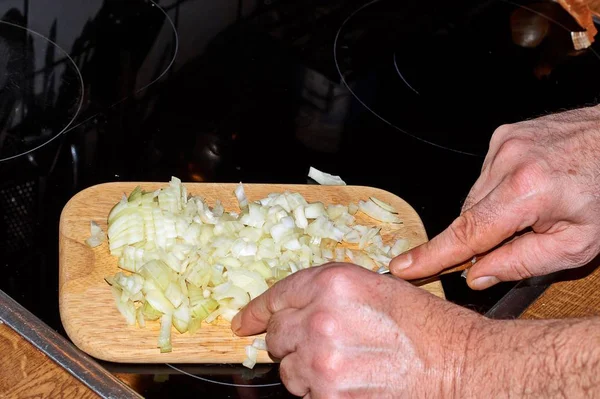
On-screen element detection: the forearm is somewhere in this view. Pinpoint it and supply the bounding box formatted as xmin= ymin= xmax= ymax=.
xmin=461 ymin=317 xmax=600 ymax=398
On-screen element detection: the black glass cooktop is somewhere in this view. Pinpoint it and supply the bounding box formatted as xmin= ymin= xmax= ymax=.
xmin=0 ymin=0 xmax=599 ymax=397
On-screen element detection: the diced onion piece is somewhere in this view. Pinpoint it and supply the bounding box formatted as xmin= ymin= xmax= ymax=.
xmin=358 ymin=227 xmax=381 ymax=250
xmin=145 ymin=289 xmax=175 ymax=314
xmin=346 ymin=249 xmax=377 ymax=270
xmin=252 ymin=338 xmax=268 ymax=351
xmin=136 ymin=306 xmax=146 ymax=328
xmin=243 ymin=344 xmax=259 ymax=369
xmin=235 ymin=183 xmax=248 ymax=210
xmin=173 ymin=302 xmax=190 ymax=333
xmin=304 ymin=202 xmax=326 ymax=219
xmin=294 ymin=206 xmax=308 ymax=229
xmin=343 ymin=230 xmax=361 ymax=244
xmin=308 ymin=166 xmax=346 ymax=186
xmin=283 ymin=237 xmax=301 ymax=251
xmin=348 ymin=202 xmax=359 ymax=215
xmin=158 ymin=313 xmax=173 ymax=353
xmin=358 ymin=200 xmax=402 ymax=223
xmin=165 ymin=282 xmax=184 ymax=308
xmin=390 ymin=238 xmax=411 ymax=257
xmin=369 ymin=196 xmax=398 ymax=214
xmin=227 ymin=269 xmax=268 ymax=300
xmin=270 ymin=223 xmax=293 ymax=243
xmin=85 ymin=235 xmax=104 ymax=248
xmin=327 ymin=205 xmax=348 ymax=220
xmin=110 ymin=286 xmax=136 ymax=326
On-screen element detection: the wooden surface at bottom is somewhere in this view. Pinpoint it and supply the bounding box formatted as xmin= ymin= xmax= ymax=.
xmin=520 ymin=262 xmax=600 ymax=319
xmin=0 ymin=323 xmax=98 ymax=399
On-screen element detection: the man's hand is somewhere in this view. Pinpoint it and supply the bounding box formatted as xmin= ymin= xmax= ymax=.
xmin=390 ymin=105 xmax=600 ymax=289
xmin=231 ymin=262 xmax=481 ymax=398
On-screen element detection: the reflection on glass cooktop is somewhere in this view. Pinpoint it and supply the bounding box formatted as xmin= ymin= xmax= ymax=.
xmin=334 ymin=0 xmax=600 ymax=156
xmin=0 ymin=21 xmax=83 ymax=161
xmin=0 ymin=0 xmax=177 ymax=162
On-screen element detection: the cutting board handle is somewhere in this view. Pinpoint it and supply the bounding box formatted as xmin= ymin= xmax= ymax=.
xmin=59 ymin=234 xmax=97 ymax=289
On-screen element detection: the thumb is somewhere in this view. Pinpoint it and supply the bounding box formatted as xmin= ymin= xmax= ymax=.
xmin=465 ymin=230 xmax=585 ymax=290
xmin=389 ymin=178 xmax=534 ymax=280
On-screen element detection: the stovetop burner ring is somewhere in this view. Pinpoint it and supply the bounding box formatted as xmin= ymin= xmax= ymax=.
xmin=166 ymin=363 xmax=283 ymax=388
xmin=393 ymin=51 xmax=420 ymax=95
xmin=333 ymin=0 xmax=600 ymax=157
xmin=333 ymin=0 xmax=482 ymax=156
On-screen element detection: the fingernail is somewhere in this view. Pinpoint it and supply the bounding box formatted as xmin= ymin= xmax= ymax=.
xmin=391 ymin=253 xmax=412 ymax=273
xmin=231 ymin=312 xmax=242 ymax=334
xmin=470 ymin=276 xmax=500 ymax=290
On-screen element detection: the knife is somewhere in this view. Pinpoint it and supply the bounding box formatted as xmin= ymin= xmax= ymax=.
xmin=377 ymin=256 xmax=479 ymax=285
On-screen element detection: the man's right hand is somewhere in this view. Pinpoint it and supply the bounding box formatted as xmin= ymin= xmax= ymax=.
xmin=390 ymin=104 xmax=600 ymax=289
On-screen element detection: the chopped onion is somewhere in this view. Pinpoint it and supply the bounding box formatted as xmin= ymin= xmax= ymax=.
xmin=243 ymin=344 xmax=258 ymax=369
xmin=234 ymin=183 xmax=248 ymax=210
xmin=304 ymin=202 xmax=326 ymax=219
xmin=369 ymin=196 xmax=398 ymax=214
xmin=348 ymin=202 xmax=359 ymax=215
xmin=358 ymin=199 xmax=403 ymax=224
xmin=158 ymin=313 xmax=173 ymax=353
xmin=103 ymin=176 xmax=413 ymax=364
xmin=390 ymin=238 xmax=410 ymax=257
xmin=308 ymin=166 xmax=346 ymax=186
xmin=252 ymin=338 xmax=268 ymax=351
xmin=293 ymin=206 xmax=308 ymax=229
xmin=86 ymin=221 xmax=107 ymax=248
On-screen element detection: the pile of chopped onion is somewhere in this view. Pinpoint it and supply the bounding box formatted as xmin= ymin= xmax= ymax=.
xmin=100 ymin=177 xmax=409 ymax=366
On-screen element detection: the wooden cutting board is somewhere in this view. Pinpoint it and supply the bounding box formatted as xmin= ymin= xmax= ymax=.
xmin=59 ymin=182 xmax=445 ymax=364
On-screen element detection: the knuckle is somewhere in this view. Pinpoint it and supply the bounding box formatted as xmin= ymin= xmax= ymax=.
xmin=496 ymin=137 xmax=526 ymax=160
xmin=308 ymin=311 xmax=339 ymax=338
xmin=264 ymin=290 xmax=280 ymax=315
xmin=312 ymin=352 xmax=341 ymax=381
xmin=507 ymin=258 xmax=534 ymax=280
xmin=278 ymin=357 xmax=291 ymax=384
xmin=449 ymin=214 xmax=478 ymax=254
xmin=490 ymin=124 xmax=515 ymax=146
xmin=561 ymin=238 xmax=596 ymax=267
xmin=316 ymin=265 xmax=356 ymax=295
xmin=509 ymin=162 xmax=549 ymax=198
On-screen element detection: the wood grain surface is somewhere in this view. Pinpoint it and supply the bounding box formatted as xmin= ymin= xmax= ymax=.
xmin=0 ymin=323 xmax=98 ymax=399
xmin=59 ymin=182 xmax=444 ymax=364
xmin=520 ymin=263 xmax=600 ymax=320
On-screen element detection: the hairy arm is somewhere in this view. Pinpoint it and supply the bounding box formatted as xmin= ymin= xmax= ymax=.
xmin=463 ymin=317 xmax=600 ymax=398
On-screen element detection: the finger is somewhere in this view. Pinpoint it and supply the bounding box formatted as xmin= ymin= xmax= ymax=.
xmin=390 ymin=178 xmax=536 ymax=279
xmin=279 ymin=352 xmax=310 ymax=398
xmin=466 ymin=228 xmax=590 ymax=290
xmin=231 ymin=267 xmax=322 ymax=336
xmin=265 ymin=308 xmax=304 ymax=359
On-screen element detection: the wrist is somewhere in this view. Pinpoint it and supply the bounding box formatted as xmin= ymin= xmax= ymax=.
xmin=416 ymin=303 xmax=487 ymax=398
